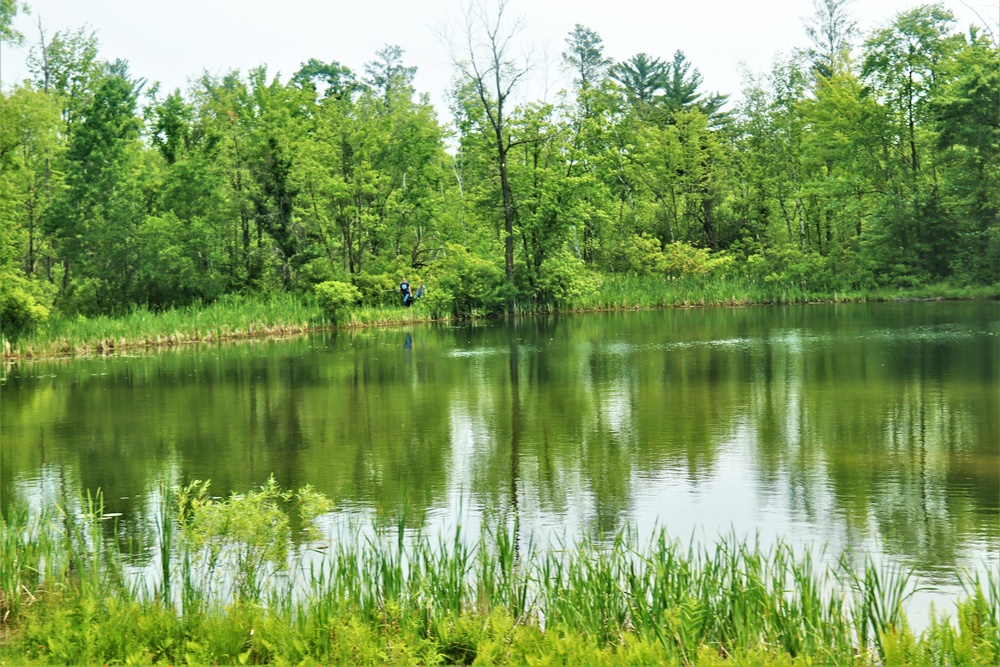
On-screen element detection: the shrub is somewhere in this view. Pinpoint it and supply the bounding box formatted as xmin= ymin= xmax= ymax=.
xmin=745 ymin=245 xmax=839 ymax=292
xmin=56 ymin=276 xmax=104 ymax=317
xmin=416 ymin=287 xmax=454 ymax=319
xmin=432 ymin=244 xmax=506 ymax=316
xmin=314 ymin=280 xmax=361 ymax=324
xmin=293 ymin=256 xmax=339 ymax=290
xmin=623 ymin=233 xmax=667 ymax=275
xmin=0 ymin=269 xmax=52 ymax=339
xmin=351 ymin=272 xmax=398 ymax=306
xmin=662 ymin=241 xmax=733 ymax=278
xmin=536 ymin=249 xmax=600 ymax=307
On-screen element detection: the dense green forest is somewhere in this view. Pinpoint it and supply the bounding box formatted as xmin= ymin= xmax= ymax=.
xmin=1 ymin=0 xmax=997 ymax=339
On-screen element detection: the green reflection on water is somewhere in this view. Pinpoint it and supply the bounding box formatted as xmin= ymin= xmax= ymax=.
xmin=2 ymin=302 xmax=997 ymax=576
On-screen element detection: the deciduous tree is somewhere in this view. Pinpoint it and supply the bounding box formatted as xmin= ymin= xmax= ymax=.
xmin=444 ymin=0 xmax=533 ymax=312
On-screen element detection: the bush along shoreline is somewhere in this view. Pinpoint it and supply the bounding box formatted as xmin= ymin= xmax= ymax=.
xmin=1 ymin=479 xmax=998 ymax=665
xmin=3 ymin=277 xmax=997 ymax=363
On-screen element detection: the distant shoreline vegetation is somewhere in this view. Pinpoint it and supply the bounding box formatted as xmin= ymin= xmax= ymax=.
xmin=2 ymin=3 xmax=998 ymax=359
xmin=3 ymin=278 xmax=997 ymax=361
xmin=1 ymin=479 xmax=997 ymax=665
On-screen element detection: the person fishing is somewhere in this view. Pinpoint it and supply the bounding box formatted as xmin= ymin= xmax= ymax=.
xmin=400 ymin=278 xmax=412 ymax=307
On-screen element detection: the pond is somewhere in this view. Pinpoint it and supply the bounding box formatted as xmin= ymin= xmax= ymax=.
xmin=2 ymin=301 xmax=998 ymax=619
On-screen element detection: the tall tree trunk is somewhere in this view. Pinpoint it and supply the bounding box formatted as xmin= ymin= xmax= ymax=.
xmin=497 ymin=133 xmax=515 ymax=308
xmin=907 ymin=70 xmax=919 ymax=173
xmin=447 ymin=0 xmax=529 ymax=315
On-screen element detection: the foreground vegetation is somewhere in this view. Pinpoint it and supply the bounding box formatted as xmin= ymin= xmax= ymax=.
xmin=1 ymin=479 xmax=997 ymax=665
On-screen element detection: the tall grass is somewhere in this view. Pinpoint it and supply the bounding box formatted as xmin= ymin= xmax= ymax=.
xmin=0 ymin=506 xmax=54 ymax=624
xmin=5 ymin=293 xmax=323 ymax=360
xmin=579 ymin=275 xmax=1000 ymax=311
xmin=2 ymin=481 xmax=997 ymax=665
xmin=3 ymin=278 xmax=996 ymax=361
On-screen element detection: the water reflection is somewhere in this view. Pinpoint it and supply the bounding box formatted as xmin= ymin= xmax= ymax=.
xmin=1 ymin=302 xmax=997 ymax=585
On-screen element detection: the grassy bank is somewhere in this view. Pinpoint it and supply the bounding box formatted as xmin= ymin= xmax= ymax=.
xmin=1 ymin=480 xmax=997 ymax=665
xmin=1 ymin=293 xmax=323 ymax=361
xmin=575 ymin=275 xmax=1000 ymax=311
xmin=3 ymin=279 xmax=997 ymax=361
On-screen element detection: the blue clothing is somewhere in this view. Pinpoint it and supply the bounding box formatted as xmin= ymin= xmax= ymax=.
xmin=400 ymin=281 xmax=412 ymax=306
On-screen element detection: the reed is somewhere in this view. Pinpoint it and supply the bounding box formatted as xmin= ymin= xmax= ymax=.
xmin=579 ymin=275 xmax=999 ymax=311
xmin=4 ymin=278 xmax=996 ymax=362
xmin=5 ymin=293 xmax=322 ymax=360
xmin=2 ymin=481 xmax=997 ymax=665
xmin=0 ymin=506 xmax=56 ymax=625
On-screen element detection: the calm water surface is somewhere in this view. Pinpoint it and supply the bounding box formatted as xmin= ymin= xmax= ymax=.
xmin=2 ymin=302 xmax=998 ymax=612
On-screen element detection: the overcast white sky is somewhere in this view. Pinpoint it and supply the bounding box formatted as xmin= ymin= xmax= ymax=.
xmin=2 ymin=0 xmax=996 ymax=118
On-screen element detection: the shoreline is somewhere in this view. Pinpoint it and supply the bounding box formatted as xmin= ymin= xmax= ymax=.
xmin=3 ymin=286 xmax=997 ymax=363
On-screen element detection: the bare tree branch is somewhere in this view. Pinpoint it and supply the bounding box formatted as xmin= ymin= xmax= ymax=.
xmin=436 ymin=0 xmax=533 ymax=313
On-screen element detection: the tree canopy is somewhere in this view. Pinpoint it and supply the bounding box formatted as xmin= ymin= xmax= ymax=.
xmin=1 ymin=2 xmax=996 ymax=337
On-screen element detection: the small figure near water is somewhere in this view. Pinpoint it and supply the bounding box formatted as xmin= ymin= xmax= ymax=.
xmin=400 ymin=278 xmax=412 ymax=307
xmin=401 ymin=279 xmax=426 ymax=307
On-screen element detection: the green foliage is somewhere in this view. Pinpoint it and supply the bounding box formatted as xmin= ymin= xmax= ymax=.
xmin=176 ymin=476 xmax=332 ymax=604
xmin=745 ymin=245 xmax=845 ymax=292
xmin=535 ymin=248 xmax=600 ymax=307
xmin=415 ymin=285 xmax=454 ymax=319
xmin=134 ymin=213 xmax=226 ymax=308
xmin=351 ymin=271 xmax=399 ymax=306
xmin=623 ymin=233 xmax=667 ymax=275
xmin=314 ymin=280 xmax=362 ymax=324
xmin=293 ymin=255 xmax=340 ymax=289
xmin=662 ymin=241 xmax=733 ymax=278
xmin=55 ymin=276 xmax=110 ymax=317
xmin=562 ymin=24 xmax=613 ymax=91
xmin=46 ymin=62 xmax=149 ymax=313
xmin=432 ymin=243 xmax=506 ymax=316
xmin=0 ymin=267 xmax=52 ymax=338
xmin=0 ymin=5 xmax=996 ymax=337
xmin=931 ymin=30 xmax=1000 ymax=285
xmin=0 ymin=0 xmax=25 ymax=45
